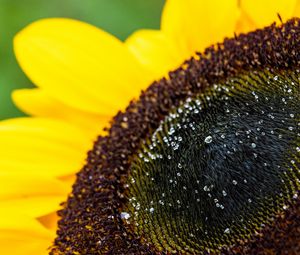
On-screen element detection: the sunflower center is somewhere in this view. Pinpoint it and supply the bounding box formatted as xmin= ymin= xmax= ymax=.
xmin=125 ymin=70 xmax=300 ymax=253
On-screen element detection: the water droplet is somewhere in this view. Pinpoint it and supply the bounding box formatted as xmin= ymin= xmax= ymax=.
xmin=224 ymin=228 xmax=230 ymax=234
xmin=251 ymin=143 xmax=256 ymax=148
xmin=204 ymin=135 xmax=213 ymax=144
xmin=120 ymin=212 xmax=130 ymax=220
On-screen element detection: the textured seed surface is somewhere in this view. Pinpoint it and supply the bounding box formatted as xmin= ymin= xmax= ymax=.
xmin=126 ymin=70 xmax=300 ymax=253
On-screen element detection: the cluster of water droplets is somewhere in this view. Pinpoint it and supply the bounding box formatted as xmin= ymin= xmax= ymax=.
xmin=121 ymin=70 xmax=300 ymax=252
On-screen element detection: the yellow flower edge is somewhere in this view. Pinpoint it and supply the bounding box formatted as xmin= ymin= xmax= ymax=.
xmin=1 ymin=0 xmax=300 ymax=254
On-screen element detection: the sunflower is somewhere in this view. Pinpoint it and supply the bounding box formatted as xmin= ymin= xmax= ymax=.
xmin=1 ymin=0 xmax=300 ymax=254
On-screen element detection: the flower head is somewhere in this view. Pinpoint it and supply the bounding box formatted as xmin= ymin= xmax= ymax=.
xmin=1 ymin=1 xmax=300 ymax=254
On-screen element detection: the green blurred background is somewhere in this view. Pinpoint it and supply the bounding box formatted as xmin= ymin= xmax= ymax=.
xmin=0 ymin=0 xmax=165 ymax=119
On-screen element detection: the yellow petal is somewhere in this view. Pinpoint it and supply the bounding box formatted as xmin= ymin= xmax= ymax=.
xmin=0 ymin=209 xmax=53 ymax=254
xmin=235 ymin=8 xmax=257 ymax=34
xmin=0 ymin=172 xmax=69 ymax=199
xmin=241 ymin=0 xmax=297 ymax=28
xmin=0 ymin=117 xmax=90 ymax=177
xmin=12 ymin=88 xmax=110 ymax=137
xmin=161 ymin=0 xmax=240 ymax=56
xmin=38 ymin=212 xmax=59 ymax=231
xmin=14 ymin=18 xmax=152 ymax=114
xmin=161 ymin=0 xmax=190 ymax=56
xmin=58 ymin=174 xmax=76 ymax=187
xmin=293 ymin=0 xmax=300 ymax=16
xmin=0 ymin=211 xmax=52 ymax=235
xmin=0 ymin=229 xmax=52 ymax=255
xmin=126 ymin=29 xmax=185 ymax=80
xmin=0 ymin=196 xmax=64 ymax=218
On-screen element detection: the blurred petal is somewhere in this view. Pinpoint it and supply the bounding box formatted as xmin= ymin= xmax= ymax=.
xmin=0 ymin=228 xmax=52 ymax=255
xmin=0 ymin=118 xmax=90 ymax=177
xmin=38 ymin=212 xmax=59 ymax=231
xmin=0 ymin=173 xmax=69 ymax=199
xmin=126 ymin=29 xmax=185 ymax=80
xmin=0 ymin=196 xmax=64 ymax=218
xmin=14 ymin=18 xmax=153 ymax=114
xmin=241 ymin=0 xmax=297 ymax=27
xmin=293 ymin=0 xmax=300 ymax=16
xmin=161 ymin=0 xmax=240 ymax=55
xmin=161 ymin=0 xmax=190 ymax=56
xmin=235 ymin=9 xmax=257 ymax=34
xmin=12 ymin=88 xmax=110 ymax=136
xmin=0 ymin=212 xmax=52 ymax=236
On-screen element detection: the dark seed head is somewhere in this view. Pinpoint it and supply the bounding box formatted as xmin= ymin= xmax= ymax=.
xmin=126 ymin=69 xmax=300 ymax=254
xmin=51 ymin=19 xmax=300 ymax=255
